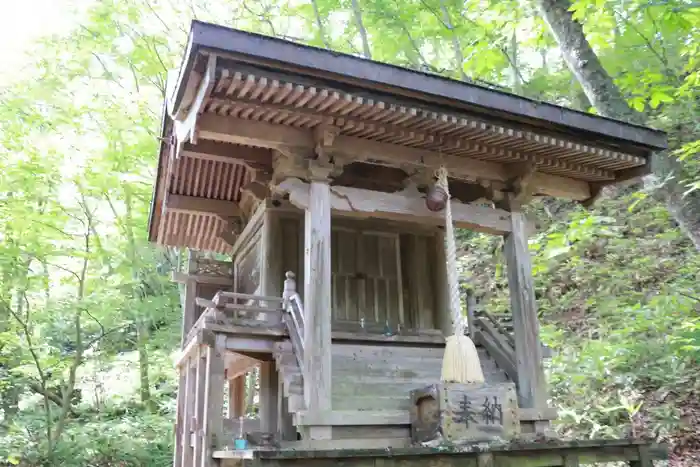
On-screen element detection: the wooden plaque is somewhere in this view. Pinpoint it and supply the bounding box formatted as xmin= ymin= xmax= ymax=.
xmin=410 ymin=382 xmax=520 ymax=444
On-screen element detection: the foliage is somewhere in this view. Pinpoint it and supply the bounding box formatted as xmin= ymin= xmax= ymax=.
xmin=1 ymin=0 xmax=699 ymax=465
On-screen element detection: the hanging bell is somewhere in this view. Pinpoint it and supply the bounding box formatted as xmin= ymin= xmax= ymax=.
xmin=425 ymin=183 xmax=448 ymax=212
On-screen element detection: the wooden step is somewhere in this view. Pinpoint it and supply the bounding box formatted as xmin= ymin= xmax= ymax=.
xmin=294 ymin=410 xmax=409 ymax=426
xmin=332 ymin=396 xmax=413 ymax=411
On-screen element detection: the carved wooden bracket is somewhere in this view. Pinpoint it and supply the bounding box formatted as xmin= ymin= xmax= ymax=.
xmin=219 ymin=216 xmax=244 ymax=246
xmin=506 ymin=163 xmax=537 ymax=208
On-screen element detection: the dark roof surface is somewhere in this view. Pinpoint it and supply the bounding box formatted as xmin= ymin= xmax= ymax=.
xmin=173 ymin=21 xmax=666 ymax=152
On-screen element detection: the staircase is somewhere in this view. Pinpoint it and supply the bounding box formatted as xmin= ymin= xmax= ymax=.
xmin=273 ymin=287 xmax=516 ymax=446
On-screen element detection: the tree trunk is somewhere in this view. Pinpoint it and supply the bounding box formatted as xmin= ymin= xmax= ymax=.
xmin=537 ymin=0 xmax=700 ymax=250
xmin=439 ymin=0 xmax=467 ymax=81
xmin=350 ymin=0 xmax=372 ymax=59
xmin=310 ymin=0 xmax=331 ymax=48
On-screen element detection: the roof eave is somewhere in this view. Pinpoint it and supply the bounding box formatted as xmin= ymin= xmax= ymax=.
xmin=183 ymin=20 xmax=667 ymax=152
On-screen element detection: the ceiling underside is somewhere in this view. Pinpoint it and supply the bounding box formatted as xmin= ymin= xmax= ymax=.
xmin=157 ymin=152 xmax=250 ymax=255
xmin=200 ymin=65 xmax=646 ymax=182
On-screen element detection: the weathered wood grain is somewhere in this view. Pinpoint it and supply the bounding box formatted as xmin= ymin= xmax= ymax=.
xmin=202 ymin=334 xmax=226 ymax=465
xmin=259 ymin=361 xmax=279 ymax=434
xmin=278 ymin=177 xmax=516 ymax=235
xmin=302 ymin=170 xmax=333 ymax=433
xmin=504 ymin=209 xmax=547 ymax=410
xmin=200 ymin=114 xmax=592 ymax=200
xmin=410 ymin=382 xmax=520 ymax=444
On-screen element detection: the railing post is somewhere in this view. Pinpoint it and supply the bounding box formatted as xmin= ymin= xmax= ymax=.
xmin=174 ymin=364 xmax=185 ymax=467
xmin=283 ymin=271 xmax=296 ymax=305
xmin=466 ymin=289 xmax=477 ymax=340
xmin=181 ymin=360 xmax=196 ymax=467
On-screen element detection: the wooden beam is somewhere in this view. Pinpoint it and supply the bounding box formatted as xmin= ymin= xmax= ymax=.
xmin=173 ymin=55 xmax=216 ymax=149
xmin=166 ymin=193 xmax=241 ymax=218
xmin=277 ymin=178 xmax=518 ymax=235
xmin=225 ymin=353 xmax=258 ymax=381
xmin=503 ymin=204 xmax=547 ymax=410
xmin=302 ymin=166 xmax=333 ymax=440
xmin=171 ymin=271 xmax=233 ymax=286
xmin=197 ymin=114 xmax=591 ymax=200
xmin=182 ymin=140 xmax=272 ymax=166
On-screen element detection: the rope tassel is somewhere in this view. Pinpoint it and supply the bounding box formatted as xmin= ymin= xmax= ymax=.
xmin=434 ymin=167 xmax=485 ymax=384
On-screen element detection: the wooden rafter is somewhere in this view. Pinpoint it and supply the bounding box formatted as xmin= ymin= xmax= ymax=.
xmin=197 ymin=114 xmax=592 ymax=201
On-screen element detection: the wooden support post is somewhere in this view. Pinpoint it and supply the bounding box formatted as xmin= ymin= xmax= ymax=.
xmin=303 ymin=166 xmax=332 ymax=440
xmin=277 ymin=374 xmax=296 ymax=441
xmin=181 ymin=250 xmax=198 ymax=347
xmin=629 ymin=445 xmax=653 ymax=467
xmin=192 ymin=349 xmax=206 ymax=466
xmin=201 ymin=335 xmax=226 ymax=467
xmin=181 ymin=361 xmax=196 ymax=467
xmin=259 ymin=361 xmax=279 ymax=433
xmin=503 ymin=206 xmax=547 ymax=411
xmin=176 ymin=250 xmax=198 ymax=467
xmin=174 ymin=366 xmax=185 ymax=467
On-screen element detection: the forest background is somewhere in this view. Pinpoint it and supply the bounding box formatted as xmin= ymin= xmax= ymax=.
xmin=0 ymin=0 xmax=699 ymax=465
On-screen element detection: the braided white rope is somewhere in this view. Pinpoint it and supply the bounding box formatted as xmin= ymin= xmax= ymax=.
xmin=436 ymin=167 xmax=465 ymax=336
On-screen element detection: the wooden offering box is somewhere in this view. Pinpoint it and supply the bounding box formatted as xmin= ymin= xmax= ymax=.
xmin=410 ymin=382 xmax=520 ymax=445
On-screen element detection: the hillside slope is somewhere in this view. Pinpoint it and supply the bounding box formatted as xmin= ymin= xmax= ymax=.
xmin=460 ymin=190 xmax=700 ymax=466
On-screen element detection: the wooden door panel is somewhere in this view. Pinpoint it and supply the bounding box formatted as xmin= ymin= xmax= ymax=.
xmin=331 ymin=226 xmax=404 ymax=329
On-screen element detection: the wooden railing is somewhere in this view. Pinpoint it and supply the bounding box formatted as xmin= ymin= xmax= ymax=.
xmin=282 ymin=272 xmax=305 ymax=374
xmin=183 ymin=291 xmax=285 ymax=345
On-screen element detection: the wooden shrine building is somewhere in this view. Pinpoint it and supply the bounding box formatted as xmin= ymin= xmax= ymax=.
xmin=148 ymin=21 xmax=668 ymax=467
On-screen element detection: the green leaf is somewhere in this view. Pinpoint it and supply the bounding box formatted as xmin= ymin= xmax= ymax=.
xmin=629 ymin=97 xmax=645 ymax=113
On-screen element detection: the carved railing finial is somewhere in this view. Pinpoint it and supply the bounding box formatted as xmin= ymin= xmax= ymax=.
xmin=283 ymin=271 xmax=296 ymax=302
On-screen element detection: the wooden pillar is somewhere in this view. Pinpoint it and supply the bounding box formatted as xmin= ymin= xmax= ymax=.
xmin=201 ymin=334 xmax=226 ymax=466
xmin=258 ymin=361 xmax=279 ymax=433
xmin=181 ymin=362 xmax=196 ymax=466
xmin=192 ymin=349 xmax=206 ymax=466
xmin=277 ymin=375 xmax=296 ymax=441
xmin=177 ymin=250 xmax=199 ymax=467
xmin=302 ymin=167 xmax=332 ymax=439
xmin=503 ymin=209 xmax=547 ymax=409
xmin=181 ymin=250 xmax=198 ymax=347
